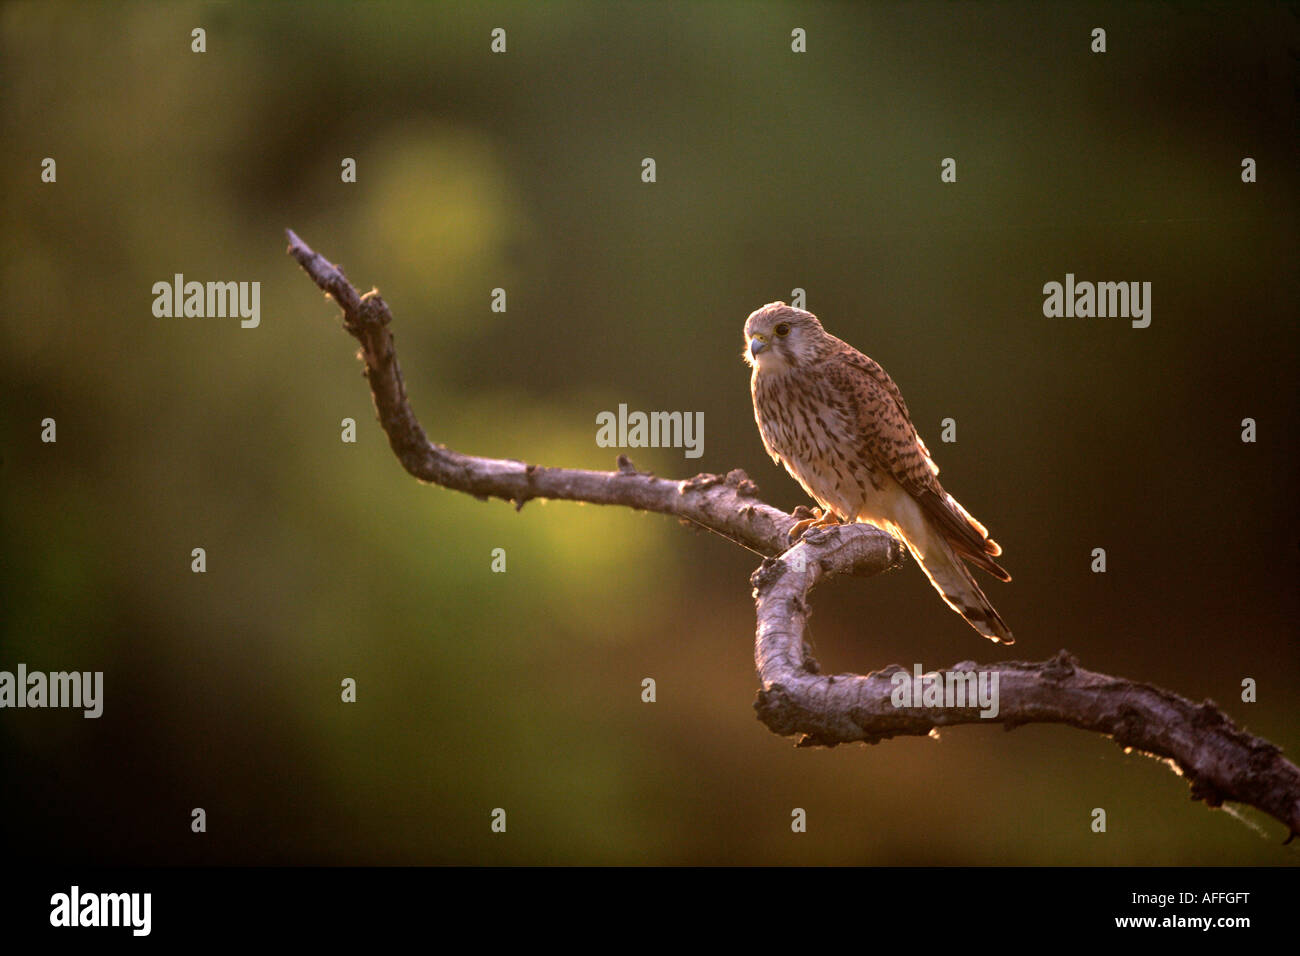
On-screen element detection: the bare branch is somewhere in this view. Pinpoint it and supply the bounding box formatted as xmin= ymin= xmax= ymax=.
xmin=752 ymin=525 xmax=1300 ymax=837
xmin=286 ymin=229 xmax=895 ymax=565
xmin=287 ymin=229 xmax=1300 ymax=840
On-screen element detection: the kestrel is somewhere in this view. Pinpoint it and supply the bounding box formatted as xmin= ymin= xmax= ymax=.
xmin=744 ymin=302 xmax=1013 ymax=644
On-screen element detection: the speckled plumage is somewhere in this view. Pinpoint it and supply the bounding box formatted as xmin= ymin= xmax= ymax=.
xmin=744 ymin=302 xmax=1013 ymax=644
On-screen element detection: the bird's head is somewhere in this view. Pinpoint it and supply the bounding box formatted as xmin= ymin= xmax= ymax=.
xmin=743 ymin=302 xmax=827 ymax=372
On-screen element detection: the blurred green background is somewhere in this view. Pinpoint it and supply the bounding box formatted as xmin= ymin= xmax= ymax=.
xmin=1 ymin=1 xmax=1296 ymax=864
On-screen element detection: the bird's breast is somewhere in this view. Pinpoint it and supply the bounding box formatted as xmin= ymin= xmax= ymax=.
xmin=753 ymin=368 xmax=879 ymax=521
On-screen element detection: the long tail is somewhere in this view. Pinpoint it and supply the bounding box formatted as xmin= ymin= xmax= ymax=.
xmin=892 ymin=510 xmax=1014 ymax=644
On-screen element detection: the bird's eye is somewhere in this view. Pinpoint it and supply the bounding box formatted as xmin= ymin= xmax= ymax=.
xmin=774 ymin=322 xmax=790 ymax=337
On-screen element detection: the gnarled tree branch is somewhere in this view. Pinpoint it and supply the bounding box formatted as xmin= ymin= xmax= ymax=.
xmin=287 ymin=228 xmax=1300 ymax=840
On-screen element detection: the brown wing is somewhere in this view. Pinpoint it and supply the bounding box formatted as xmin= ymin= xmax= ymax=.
xmin=829 ymin=343 xmax=1010 ymax=582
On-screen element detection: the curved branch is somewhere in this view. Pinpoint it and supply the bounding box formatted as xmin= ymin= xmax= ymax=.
xmin=752 ymin=525 xmax=1300 ymax=837
xmin=287 ymin=229 xmax=1299 ymax=840
xmin=286 ymin=229 xmax=894 ymax=564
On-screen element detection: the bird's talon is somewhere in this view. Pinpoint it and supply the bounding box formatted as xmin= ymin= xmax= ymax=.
xmin=788 ymin=508 xmax=843 ymax=541
xmin=788 ymin=516 xmax=817 ymax=541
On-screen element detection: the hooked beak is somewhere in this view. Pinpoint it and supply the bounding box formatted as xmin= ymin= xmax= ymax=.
xmin=749 ymin=337 xmax=769 ymax=358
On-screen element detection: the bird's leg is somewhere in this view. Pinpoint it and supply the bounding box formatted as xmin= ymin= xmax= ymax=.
xmin=787 ymin=507 xmax=843 ymax=541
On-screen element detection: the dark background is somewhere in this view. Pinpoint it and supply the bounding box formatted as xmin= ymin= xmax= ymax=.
xmin=1 ymin=1 xmax=1296 ymax=864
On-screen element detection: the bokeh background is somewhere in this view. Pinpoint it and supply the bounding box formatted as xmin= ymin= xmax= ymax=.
xmin=1 ymin=1 xmax=1296 ymax=865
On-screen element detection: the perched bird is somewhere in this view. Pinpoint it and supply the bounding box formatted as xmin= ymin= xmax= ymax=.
xmin=744 ymin=302 xmax=1013 ymax=644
